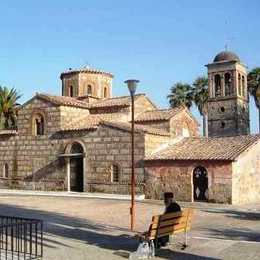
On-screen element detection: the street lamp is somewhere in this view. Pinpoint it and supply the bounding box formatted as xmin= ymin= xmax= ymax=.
xmin=124 ymin=79 xmax=139 ymax=231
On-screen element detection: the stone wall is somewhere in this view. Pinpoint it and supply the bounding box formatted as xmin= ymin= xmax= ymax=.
xmin=60 ymin=106 xmax=89 ymax=129
xmin=83 ymin=125 xmax=146 ymax=194
xmin=232 ymin=141 xmax=260 ymax=204
xmin=170 ymin=111 xmax=199 ymax=137
xmin=144 ymin=134 xmax=170 ymax=156
xmin=133 ymin=95 xmax=156 ymax=117
xmin=145 ymin=160 xmax=232 ymax=203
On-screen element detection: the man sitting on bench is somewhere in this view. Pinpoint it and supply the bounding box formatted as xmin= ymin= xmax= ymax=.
xmin=158 ymin=192 xmax=181 ymax=247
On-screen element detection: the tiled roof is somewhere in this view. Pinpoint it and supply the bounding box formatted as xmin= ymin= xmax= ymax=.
xmin=102 ymin=121 xmax=170 ymax=136
xmin=60 ymin=115 xmax=101 ymax=132
xmin=36 ymin=93 xmax=146 ymax=110
xmin=145 ymin=135 xmax=260 ymax=161
xmin=87 ymin=94 xmax=145 ymax=109
xmin=135 ymin=106 xmax=185 ymax=122
xmin=36 ymin=93 xmax=90 ymax=109
xmin=60 ymin=66 xmax=113 ymax=78
xmin=60 ymin=115 xmax=170 ymax=136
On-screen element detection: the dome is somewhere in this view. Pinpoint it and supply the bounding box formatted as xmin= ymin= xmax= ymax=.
xmin=213 ymin=51 xmax=240 ymax=63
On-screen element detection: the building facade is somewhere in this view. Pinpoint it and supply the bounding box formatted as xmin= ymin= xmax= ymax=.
xmin=0 ymin=51 xmax=259 ymax=205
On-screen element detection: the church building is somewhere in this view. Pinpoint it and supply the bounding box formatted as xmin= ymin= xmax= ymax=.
xmin=0 ymin=51 xmax=259 ymax=204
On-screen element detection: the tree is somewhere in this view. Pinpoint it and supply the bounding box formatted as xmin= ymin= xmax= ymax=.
xmin=247 ymin=68 xmax=260 ymax=132
xmin=192 ymin=76 xmax=209 ymax=137
xmin=167 ymin=82 xmax=193 ymax=109
xmin=0 ymin=86 xmax=21 ymax=129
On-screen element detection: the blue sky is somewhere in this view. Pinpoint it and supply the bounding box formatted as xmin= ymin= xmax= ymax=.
xmin=1 ymin=0 xmax=260 ymax=133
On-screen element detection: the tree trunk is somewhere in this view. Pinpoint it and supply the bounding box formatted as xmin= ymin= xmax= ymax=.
xmin=203 ymin=114 xmax=208 ymax=137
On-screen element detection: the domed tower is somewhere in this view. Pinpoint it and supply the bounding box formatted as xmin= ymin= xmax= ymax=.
xmin=60 ymin=66 xmax=114 ymax=100
xmin=206 ymin=51 xmax=249 ymax=137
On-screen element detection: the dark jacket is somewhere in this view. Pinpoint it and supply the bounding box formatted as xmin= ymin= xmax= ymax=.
xmin=165 ymin=202 xmax=181 ymax=214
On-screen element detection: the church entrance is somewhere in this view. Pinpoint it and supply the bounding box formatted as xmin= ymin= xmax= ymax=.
xmin=69 ymin=143 xmax=84 ymax=192
xmin=193 ymin=166 xmax=208 ymax=201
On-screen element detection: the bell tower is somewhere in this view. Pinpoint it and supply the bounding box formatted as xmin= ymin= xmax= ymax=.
xmin=206 ymin=51 xmax=249 ymax=137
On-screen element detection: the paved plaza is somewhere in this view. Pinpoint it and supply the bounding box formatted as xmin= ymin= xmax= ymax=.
xmin=0 ymin=195 xmax=259 ymax=259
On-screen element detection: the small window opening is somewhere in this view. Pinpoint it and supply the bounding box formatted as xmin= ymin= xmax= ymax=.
xmin=221 ymin=121 xmax=225 ymax=128
xmin=111 ymin=164 xmax=119 ymax=183
xmin=34 ymin=114 xmax=44 ymax=136
xmin=220 ymin=107 xmax=225 ymax=112
xmin=3 ymin=164 xmax=8 ymax=178
xmin=104 ymin=87 xmax=108 ymax=98
xmin=87 ymin=85 xmax=92 ymax=95
xmin=69 ymin=85 xmax=74 ymax=97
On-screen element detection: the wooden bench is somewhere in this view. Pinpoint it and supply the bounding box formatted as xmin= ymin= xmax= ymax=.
xmin=140 ymin=208 xmax=193 ymax=251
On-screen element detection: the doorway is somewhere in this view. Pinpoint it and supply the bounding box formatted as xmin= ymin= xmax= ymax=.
xmin=70 ymin=143 xmax=84 ymax=192
xmin=193 ymin=166 xmax=208 ymax=201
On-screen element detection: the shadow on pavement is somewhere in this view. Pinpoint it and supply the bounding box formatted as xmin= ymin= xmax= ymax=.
xmin=201 ymin=208 xmax=260 ymax=221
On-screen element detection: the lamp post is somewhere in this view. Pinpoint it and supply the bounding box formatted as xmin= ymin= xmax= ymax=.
xmin=124 ymin=79 xmax=139 ymax=231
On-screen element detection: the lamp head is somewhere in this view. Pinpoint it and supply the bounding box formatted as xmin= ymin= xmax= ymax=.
xmin=124 ymin=79 xmax=139 ymax=96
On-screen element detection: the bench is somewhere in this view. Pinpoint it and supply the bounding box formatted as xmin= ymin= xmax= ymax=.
xmin=140 ymin=208 xmax=193 ymax=251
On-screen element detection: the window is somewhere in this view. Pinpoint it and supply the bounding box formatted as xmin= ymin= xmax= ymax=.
xmin=87 ymin=85 xmax=92 ymax=95
xmin=69 ymin=85 xmax=74 ymax=97
xmin=220 ymin=107 xmax=225 ymax=112
xmin=242 ymin=76 xmax=245 ymax=97
xmin=214 ymin=74 xmax=221 ymax=97
xmin=221 ymin=121 xmax=225 ymax=128
xmin=33 ymin=114 xmax=44 ymax=136
xmin=224 ymin=73 xmax=232 ymax=96
xmin=111 ymin=164 xmax=119 ymax=183
xmin=3 ymin=163 xmax=8 ymax=178
xmin=103 ymin=87 xmax=108 ymax=98
xmin=238 ymin=74 xmax=242 ymax=96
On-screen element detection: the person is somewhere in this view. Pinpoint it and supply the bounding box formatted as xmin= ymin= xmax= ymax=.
xmin=158 ymin=192 xmax=181 ymax=247
xmin=164 ymin=192 xmax=181 ymax=214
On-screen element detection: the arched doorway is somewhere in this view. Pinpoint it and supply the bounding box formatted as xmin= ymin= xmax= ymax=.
xmin=70 ymin=142 xmax=84 ymax=192
xmin=193 ymin=166 xmax=208 ymax=201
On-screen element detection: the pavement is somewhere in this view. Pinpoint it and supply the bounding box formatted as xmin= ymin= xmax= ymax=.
xmin=0 ymin=194 xmax=259 ymax=259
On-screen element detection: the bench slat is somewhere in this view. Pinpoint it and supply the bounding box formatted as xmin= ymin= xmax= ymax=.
xmin=144 ymin=208 xmax=193 ymax=241
xmin=150 ymin=217 xmax=189 ymax=230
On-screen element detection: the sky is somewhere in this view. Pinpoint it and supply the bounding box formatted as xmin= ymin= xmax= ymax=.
xmin=0 ymin=0 xmax=260 ymax=133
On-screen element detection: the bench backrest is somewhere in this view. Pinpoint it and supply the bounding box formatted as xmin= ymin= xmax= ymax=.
xmin=148 ymin=208 xmax=193 ymax=240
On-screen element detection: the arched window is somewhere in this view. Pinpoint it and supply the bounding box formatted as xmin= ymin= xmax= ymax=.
xmin=33 ymin=114 xmax=45 ymax=136
xmin=69 ymin=85 xmax=74 ymax=97
xmin=214 ymin=74 xmax=221 ymax=97
xmin=87 ymin=85 xmax=92 ymax=95
xmin=103 ymin=87 xmax=108 ymax=98
xmin=111 ymin=164 xmax=119 ymax=183
xmin=242 ymin=76 xmax=245 ymax=97
xmin=224 ymin=73 xmax=232 ymax=96
xmin=238 ymin=74 xmax=242 ymax=96
xmin=3 ymin=163 xmax=8 ymax=178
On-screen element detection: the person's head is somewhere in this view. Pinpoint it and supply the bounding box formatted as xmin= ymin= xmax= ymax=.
xmin=164 ymin=192 xmax=174 ymax=207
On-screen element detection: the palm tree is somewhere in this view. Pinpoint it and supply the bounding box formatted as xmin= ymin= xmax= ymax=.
xmin=248 ymin=68 xmax=260 ymax=132
xmin=168 ymin=82 xmax=193 ymax=109
xmin=193 ymin=76 xmax=209 ymax=137
xmin=0 ymin=86 xmax=21 ymax=129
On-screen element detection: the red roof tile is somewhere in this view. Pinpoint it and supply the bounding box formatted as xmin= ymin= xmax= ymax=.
xmin=60 ymin=66 xmax=113 ymax=78
xmin=145 ymin=135 xmax=260 ymax=161
xmin=135 ymin=107 xmax=185 ymax=122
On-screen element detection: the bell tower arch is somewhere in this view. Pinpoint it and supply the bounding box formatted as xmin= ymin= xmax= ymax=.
xmin=206 ymin=51 xmax=249 ymax=137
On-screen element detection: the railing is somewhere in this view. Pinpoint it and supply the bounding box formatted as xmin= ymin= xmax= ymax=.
xmin=0 ymin=216 xmax=43 ymax=259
